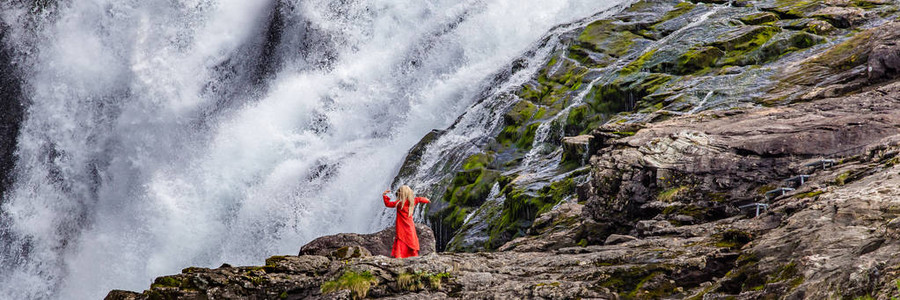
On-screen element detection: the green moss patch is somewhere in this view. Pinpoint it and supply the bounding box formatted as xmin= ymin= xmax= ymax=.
xmin=713 ymin=26 xmax=781 ymax=52
xmin=621 ymin=50 xmax=657 ymax=75
xmin=834 ymin=171 xmax=851 ymax=186
xmin=764 ymin=0 xmax=826 ymax=19
xmin=321 ymin=271 xmax=377 ymax=299
xmin=750 ymin=31 xmax=825 ymax=65
xmin=658 ymin=186 xmax=689 ymax=202
xmin=516 ymin=56 xmax=586 ymax=115
xmin=797 ymin=28 xmax=874 ymax=76
xmin=716 ymin=253 xmax=765 ymax=294
xmin=576 ymin=20 xmax=644 ymax=58
xmin=430 ymin=152 xmax=504 ymax=250
xmin=767 ymin=261 xmax=804 ymax=288
xmin=503 ymin=100 xmax=538 ymax=126
xmin=446 ymin=168 xmax=499 ymax=208
xmin=659 ymin=2 xmax=697 ymax=24
xmin=151 ymin=276 xmax=182 ymax=289
xmin=674 ymin=46 xmax=724 ymax=75
xmin=713 ymin=26 xmax=782 ymax=66
xmin=590 ymin=72 xmax=673 ymax=114
xmin=397 ymin=271 xmax=451 ymax=291
xmin=486 ymin=178 xmax=576 ymax=249
xmin=598 ymin=265 xmax=678 ymax=299
xmin=713 ymin=229 xmax=753 ymax=249
xmin=740 ymin=12 xmax=780 ymax=25
xmin=793 ymin=190 xmax=824 ymax=198
xmin=462 ymin=153 xmax=494 ymax=171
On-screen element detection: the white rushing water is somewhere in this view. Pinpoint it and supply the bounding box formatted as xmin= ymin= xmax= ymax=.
xmin=0 ymin=0 xmax=623 ymax=298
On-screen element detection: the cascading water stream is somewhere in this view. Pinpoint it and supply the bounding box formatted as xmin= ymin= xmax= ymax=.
xmin=520 ymin=3 xmax=723 ymax=170
xmin=0 ymin=0 xmax=622 ymax=298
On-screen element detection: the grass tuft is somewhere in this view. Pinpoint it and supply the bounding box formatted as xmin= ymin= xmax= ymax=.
xmin=658 ymin=186 xmax=688 ymax=202
xmin=397 ymin=270 xmax=450 ymax=291
xmin=321 ymin=270 xmax=377 ymax=299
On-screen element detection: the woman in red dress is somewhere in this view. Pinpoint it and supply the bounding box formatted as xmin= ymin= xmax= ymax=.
xmin=382 ymin=185 xmax=430 ymax=258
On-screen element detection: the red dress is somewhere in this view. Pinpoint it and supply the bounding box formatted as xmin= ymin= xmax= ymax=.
xmin=383 ymin=195 xmax=430 ymax=258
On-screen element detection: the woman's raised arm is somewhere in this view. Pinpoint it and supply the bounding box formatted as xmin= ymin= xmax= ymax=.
xmin=415 ymin=197 xmax=430 ymax=204
xmin=383 ymin=190 xmax=398 ymax=207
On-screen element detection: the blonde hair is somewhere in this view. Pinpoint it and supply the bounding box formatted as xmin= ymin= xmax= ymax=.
xmin=396 ymin=185 xmax=415 ymax=211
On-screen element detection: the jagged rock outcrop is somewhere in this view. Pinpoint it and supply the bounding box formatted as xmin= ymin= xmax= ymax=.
xmin=580 ymin=81 xmax=900 ymax=242
xmin=574 ymin=82 xmax=900 ymax=298
xmin=299 ymin=223 xmax=435 ymax=258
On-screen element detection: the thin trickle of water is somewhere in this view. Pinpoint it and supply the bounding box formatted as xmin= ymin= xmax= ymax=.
xmin=0 ymin=0 xmax=623 ymax=298
xmin=521 ymin=2 xmax=724 ymax=168
xmin=689 ymin=90 xmax=716 ymax=114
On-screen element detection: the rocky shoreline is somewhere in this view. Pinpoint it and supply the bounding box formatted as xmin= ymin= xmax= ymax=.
xmin=107 ymin=0 xmax=900 ymax=299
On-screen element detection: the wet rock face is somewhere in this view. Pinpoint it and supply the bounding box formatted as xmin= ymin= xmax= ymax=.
xmin=299 ymin=223 xmax=435 ymax=257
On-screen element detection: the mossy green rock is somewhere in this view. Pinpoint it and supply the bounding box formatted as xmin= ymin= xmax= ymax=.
xmin=590 ymin=72 xmax=673 ymax=113
xmin=429 ymin=152 xmax=502 ymax=249
xmin=674 ymin=46 xmax=725 ymax=75
xmin=545 ymin=58 xmax=588 ymax=88
xmin=756 ymin=31 xmax=824 ymax=61
xmin=576 ymin=20 xmax=645 ymax=58
xmin=740 ymin=12 xmax=780 ymax=25
xmin=446 ymin=168 xmax=499 ymax=207
xmin=564 ymin=104 xmax=595 ymax=135
xmin=486 ymin=178 xmax=576 ymax=249
xmin=758 ymin=0 xmax=827 ymax=19
xmin=498 ymin=100 xmax=545 ymax=150
xmin=712 ymin=26 xmax=781 ymax=52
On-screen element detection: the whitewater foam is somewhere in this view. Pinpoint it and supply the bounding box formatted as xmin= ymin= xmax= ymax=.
xmin=0 ymin=0 xmax=623 ymax=298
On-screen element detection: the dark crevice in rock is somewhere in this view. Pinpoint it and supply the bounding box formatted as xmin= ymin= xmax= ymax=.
xmin=0 ymin=24 xmax=24 ymax=202
xmin=733 ymin=148 xmax=796 ymax=159
xmin=197 ymin=0 xmax=332 ymax=124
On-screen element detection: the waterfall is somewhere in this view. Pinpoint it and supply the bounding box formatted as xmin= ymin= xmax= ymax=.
xmin=0 ymin=0 xmax=622 ymax=298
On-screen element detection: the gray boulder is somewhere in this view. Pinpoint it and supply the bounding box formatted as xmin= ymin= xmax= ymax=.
xmin=299 ymin=223 xmax=435 ymax=257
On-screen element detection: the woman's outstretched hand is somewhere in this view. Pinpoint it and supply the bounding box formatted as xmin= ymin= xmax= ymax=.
xmin=383 ymin=190 xmax=391 ymax=195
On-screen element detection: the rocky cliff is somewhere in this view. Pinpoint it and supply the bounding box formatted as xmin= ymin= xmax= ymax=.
xmin=108 ymin=0 xmax=900 ymax=299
